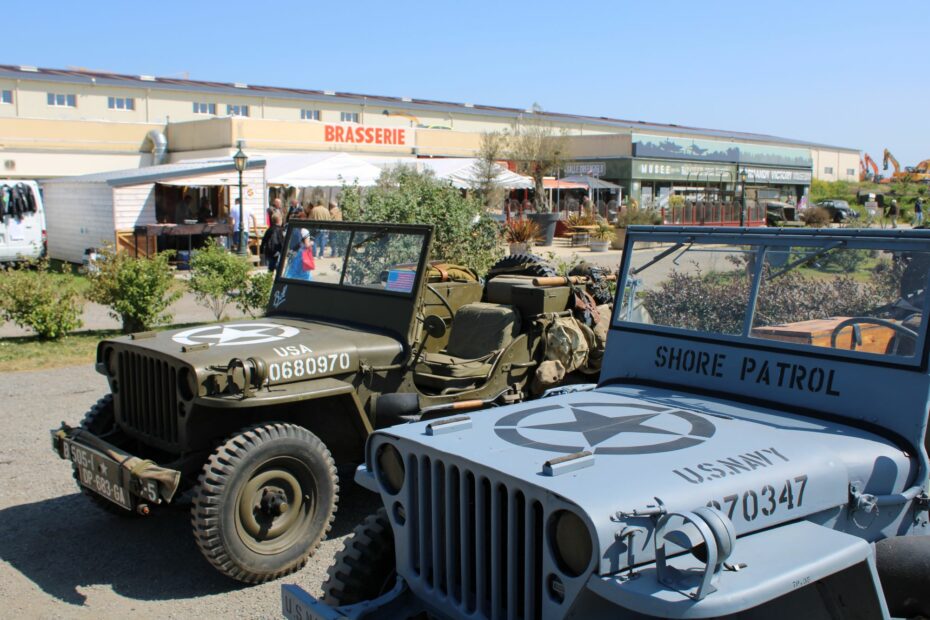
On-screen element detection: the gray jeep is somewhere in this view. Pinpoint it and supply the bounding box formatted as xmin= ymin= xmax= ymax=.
xmin=283 ymin=226 xmax=930 ymax=619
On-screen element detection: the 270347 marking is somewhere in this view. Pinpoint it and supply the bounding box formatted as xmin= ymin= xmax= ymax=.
xmin=706 ymin=475 xmax=808 ymax=522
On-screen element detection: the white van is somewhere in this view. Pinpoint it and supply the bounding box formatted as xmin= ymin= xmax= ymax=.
xmin=0 ymin=180 xmax=46 ymax=263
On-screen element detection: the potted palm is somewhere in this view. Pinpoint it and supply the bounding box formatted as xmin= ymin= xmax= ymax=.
xmin=504 ymin=218 xmax=540 ymax=255
xmin=589 ymin=222 xmax=615 ymax=252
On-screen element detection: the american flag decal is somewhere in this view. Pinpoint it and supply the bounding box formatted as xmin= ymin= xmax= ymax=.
xmin=386 ymin=269 xmax=416 ymax=292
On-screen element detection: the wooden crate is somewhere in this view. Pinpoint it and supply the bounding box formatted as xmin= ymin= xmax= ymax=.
xmin=752 ymin=317 xmax=896 ymax=354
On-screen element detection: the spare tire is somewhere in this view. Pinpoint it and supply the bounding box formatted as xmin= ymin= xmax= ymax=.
xmin=486 ymin=253 xmax=557 ymax=280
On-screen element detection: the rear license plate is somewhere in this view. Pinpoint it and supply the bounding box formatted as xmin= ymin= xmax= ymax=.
xmin=64 ymin=440 xmax=132 ymax=511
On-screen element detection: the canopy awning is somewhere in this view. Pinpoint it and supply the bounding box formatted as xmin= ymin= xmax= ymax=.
xmin=267 ymin=153 xmax=382 ymax=187
xmin=544 ymin=178 xmax=587 ymax=190
xmin=560 ymin=175 xmax=622 ymax=190
xmin=414 ymin=158 xmax=534 ymax=189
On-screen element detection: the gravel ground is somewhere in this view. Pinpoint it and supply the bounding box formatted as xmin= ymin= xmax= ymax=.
xmin=0 ymin=364 xmax=381 ymax=619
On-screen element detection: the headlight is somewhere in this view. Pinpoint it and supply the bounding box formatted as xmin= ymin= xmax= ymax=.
xmin=178 ymin=367 xmax=198 ymax=400
xmin=375 ymin=443 xmax=405 ymax=495
xmin=550 ymin=510 xmax=593 ymax=577
xmin=103 ymin=347 xmax=117 ymax=376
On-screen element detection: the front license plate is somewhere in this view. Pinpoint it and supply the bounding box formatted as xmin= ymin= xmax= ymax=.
xmin=64 ymin=440 xmax=132 ymax=511
xmin=281 ymin=584 xmax=333 ymax=620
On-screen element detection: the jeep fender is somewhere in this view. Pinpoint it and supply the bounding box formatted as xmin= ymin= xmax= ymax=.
xmin=198 ymin=377 xmax=372 ymax=462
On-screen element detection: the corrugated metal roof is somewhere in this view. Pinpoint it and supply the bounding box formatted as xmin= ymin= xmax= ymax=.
xmin=42 ymin=157 xmax=265 ymax=187
xmin=0 ymin=64 xmax=859 ymax=153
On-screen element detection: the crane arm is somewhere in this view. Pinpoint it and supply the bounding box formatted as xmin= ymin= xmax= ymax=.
xmin=883 ymin=149 xmax=901 ymax=174
xmin=864 ymin=153 xmax=879 ymax=176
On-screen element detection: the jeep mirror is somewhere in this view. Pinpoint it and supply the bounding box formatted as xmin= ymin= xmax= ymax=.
xmin=423 ymin=315 xmax=447 ymax=340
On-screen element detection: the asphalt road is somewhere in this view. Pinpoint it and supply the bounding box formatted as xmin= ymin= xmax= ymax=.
xmin=0 ymin=364 xmax=381 ymax=619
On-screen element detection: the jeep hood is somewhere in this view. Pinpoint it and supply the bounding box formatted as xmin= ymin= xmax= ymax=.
xmin=378 ymin=383 xmax=916 ymax=573
xmin=98 ymin=317 xmax=404 ymax=385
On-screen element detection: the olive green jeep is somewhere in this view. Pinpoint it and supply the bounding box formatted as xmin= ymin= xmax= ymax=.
xmin=51 ymin=220 xmax=613 ymax=583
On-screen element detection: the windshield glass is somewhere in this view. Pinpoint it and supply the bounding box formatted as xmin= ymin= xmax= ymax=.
xmin=618 ymin=235 xmax=930 ymax=361
xmin=280 ymin=223 xmax=426 ymax=295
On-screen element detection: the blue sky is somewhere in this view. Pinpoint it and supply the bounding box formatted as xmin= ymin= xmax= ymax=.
xmin=11 ymin=0 xmax=928 ymax=167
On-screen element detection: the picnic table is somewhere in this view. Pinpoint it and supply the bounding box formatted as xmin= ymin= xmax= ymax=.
xmin=569 ymin=225 xmax=598 ymax=247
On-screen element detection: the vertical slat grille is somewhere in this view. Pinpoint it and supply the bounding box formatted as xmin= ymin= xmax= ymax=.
xmin=406 ymin=453 xmax=542 ymax=620
xmin=115 ymin=350 xmax=179 ymax=444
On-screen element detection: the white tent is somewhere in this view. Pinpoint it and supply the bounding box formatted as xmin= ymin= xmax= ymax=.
xmin=266 ymin=153 xmax=383 ymax=187
xmin=413 ymin=158 xmax=533 ymax=189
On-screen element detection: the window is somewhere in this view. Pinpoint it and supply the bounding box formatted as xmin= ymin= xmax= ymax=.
xmin=824 ymin=166 xmax=834 ymax=174
xmin=846 ymin=168 xmax=856 ymax=176
xmin=193 ymin=102 xmax=217 ymax=115
xmin=227 ymin=104 xmax=249 ymax=117
xmin=47 ymin=93 xmax=76 ymax=107
xmin=0 ymin=90 xmax=12 ymax=104
xmin=301 ymin=108 xmax=320 ymax=121
xmin=107 ymin=96 xmax=135 ymax=111
xmin=340 ymin=111 xmax=359 ymax=123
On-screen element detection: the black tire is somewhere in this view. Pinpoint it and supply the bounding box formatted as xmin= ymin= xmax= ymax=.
xmin=486 ymin=253 xmax=557 ymax=280
xmin=569 ymin=262 xmax=614 ymax=306
xmin=322 ymin=508 xmax=396 ymax=606
xmin=72 ymin=395 xmax=138 ymax=518
xmin=191 ymin=423 xmax=338 ymax=583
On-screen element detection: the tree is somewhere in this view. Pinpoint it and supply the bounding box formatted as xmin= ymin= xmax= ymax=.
xmin=188 ymin=240 xmax=252 ymax=320
xmin=470 ymin=131 xmax=508 ymax=209
xmin=508 ymin=103 xmax=568 ymax=212
xmin=341 ymin=166 xmax=504 ymax=274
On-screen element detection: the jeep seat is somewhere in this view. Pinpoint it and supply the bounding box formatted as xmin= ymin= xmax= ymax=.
xmin=415 ymin=302 xmax=521 ymax=389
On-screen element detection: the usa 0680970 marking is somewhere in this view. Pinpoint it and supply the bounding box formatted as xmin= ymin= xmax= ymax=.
xmin=268 ymin=353 xmax=351 ymax=382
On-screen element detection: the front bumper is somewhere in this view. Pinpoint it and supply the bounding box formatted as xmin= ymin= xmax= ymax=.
xmin=282 ymin=579 xmax=431 ymax=620
xmin=51 ymin=422 xmax=181 ymax=512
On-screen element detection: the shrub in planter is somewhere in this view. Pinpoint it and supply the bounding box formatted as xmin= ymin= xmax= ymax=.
xmin=504 ymin=218 xmax=540 ymax=254
xmin=189 ymin=240 xmax=252 ymax=320
xmin=87 ymin=246 xmax=181 ymax=333
xmin=0 ymin=260 xmax=83 ymax=340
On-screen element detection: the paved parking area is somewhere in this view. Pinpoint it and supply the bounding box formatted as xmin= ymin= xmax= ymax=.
xmin=0 ymin=364 xmax=380 ymax=619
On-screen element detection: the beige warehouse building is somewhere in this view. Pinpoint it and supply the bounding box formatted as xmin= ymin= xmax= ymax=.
xmin=0 ymin=64 xmax=858 ymax=207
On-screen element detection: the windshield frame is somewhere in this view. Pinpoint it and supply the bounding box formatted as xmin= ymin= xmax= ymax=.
xmin=613 ymin=226 xmax=930 ymax=371
xmin=276 ymin=220 xmax=431 ymax=299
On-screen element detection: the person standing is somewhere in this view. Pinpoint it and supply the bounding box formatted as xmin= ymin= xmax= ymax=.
xmin=285 ymin=228 xmax=315 ymax=280
xmin=286 ymin=198 xmax=302 ymax=221
xmin=888 ymin=199 xmax=900 ymax=229
xmin=915 ymin=196 xmax=924 ymax=227
xmin=308 ymin=201 xmax=331 ymax=258
xmin=259 ymin=211 xmax=285 ymax=272
xmin=327 ymin=200 xmax=343 ymax=257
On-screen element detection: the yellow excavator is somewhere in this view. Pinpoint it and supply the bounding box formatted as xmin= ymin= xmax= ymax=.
xmin=883 ymin=149 xmax=930 ymax=183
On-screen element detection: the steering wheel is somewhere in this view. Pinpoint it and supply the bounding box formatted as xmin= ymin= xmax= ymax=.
xmin=425 ymin=283 xmax=455 ymax=331
xmin=829 ymin=317 xmax=919 ymax=355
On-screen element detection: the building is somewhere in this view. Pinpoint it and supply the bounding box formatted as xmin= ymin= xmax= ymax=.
xmin=0 ymin=64 xmax=858 ymax=209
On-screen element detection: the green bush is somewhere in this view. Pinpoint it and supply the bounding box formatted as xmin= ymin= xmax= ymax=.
xmin=236 ymin=271 xmax=275 ymax=318
xmin=341 ymin=167 xmax=504 ymax=274
xmin=189 ymin=240 xmax=252 ymax=320
xmin=800 ymin=206 xmax=832 ymax=227
xmin=0 ymin=260 xmax=84 ymax=339
xmin=87 ymin=247 xmax=181 ymax=333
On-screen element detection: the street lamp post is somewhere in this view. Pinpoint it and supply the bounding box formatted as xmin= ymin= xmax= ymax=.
xmin=233 ymin=142 xmax=248 ymax=256
xmin=739 ymin=168 xmax=748 ymax=227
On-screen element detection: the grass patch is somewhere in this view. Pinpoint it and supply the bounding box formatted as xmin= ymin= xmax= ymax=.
xmin=0 ymin=321 xmax=207 ymax=373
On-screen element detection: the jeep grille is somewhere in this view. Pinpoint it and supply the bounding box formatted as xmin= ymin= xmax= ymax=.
xmin=405 ymin=452 xmax=544 ymax=620
xmin=115 ymin=350 xmax=180 ymax=445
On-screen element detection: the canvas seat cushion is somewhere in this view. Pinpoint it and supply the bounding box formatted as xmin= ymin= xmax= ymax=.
xmin=443 ymin=302 xmax=521 ymax=360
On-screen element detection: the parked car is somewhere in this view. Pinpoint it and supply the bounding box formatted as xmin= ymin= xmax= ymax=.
xmin=50 ymin=220 xmax=613 ymax=584
xmin=814 ymin=199 xmax=860 ymax=223
xmin=0 ymin=179 xmax=46 ymax=263
xmin=284 ymin=226 xmax=930 ymax=620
